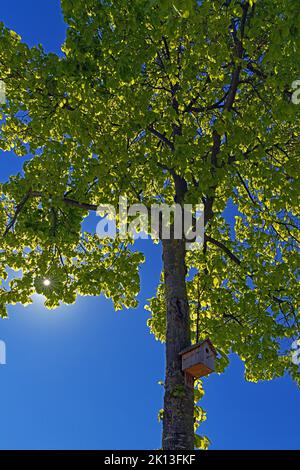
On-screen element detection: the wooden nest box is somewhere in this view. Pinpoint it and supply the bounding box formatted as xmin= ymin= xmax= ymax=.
xmin=179 ymin=338 xmax=217 ymax=382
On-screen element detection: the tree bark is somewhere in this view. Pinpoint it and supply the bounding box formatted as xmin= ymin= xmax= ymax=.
xmin=162 ymin=238 xmax=194 ymax=450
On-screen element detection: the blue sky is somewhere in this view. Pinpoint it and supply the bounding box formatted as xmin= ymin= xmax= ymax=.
xmin=0 ymin=0 xmax=299 ymax=450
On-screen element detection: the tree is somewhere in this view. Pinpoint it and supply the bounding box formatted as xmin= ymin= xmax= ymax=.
xmin=0 ymin=0 xmax=299 ymax=450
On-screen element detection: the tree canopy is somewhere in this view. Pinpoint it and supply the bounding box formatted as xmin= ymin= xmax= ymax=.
xmin=0 ymin=0 xmax=299 ymax=445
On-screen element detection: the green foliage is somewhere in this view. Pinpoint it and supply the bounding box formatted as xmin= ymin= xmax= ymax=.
xmin=0 ymin=0 xmax=300 ymax=442
xmin=194 ymin=434 xmax=211 ymax=451
xmin=194 ymin=380 xmax=210 ymax=449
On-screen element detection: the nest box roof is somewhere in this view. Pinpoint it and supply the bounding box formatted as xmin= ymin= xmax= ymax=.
xmin=179 ymin=338 xmax=217 ymax=357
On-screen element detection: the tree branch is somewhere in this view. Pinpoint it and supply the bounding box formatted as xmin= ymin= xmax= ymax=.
xmin=224 ymin=3 xmax=249 ymax=111
xmin=3 ymin=190 xmax=32 ymax=237
xmin=236 ymin=170 xmax=257 ymax=205
xmin=32 ymin=192 xmax=98 ymax=212
xmin=205 ymin=234 xmax=241 ymax=265
xmin=147 ymin=125 xmax=175 ymax=151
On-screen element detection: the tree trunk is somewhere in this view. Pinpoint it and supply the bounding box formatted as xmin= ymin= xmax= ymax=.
xmin=162 ymin=238 xmax=194 ymax=450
